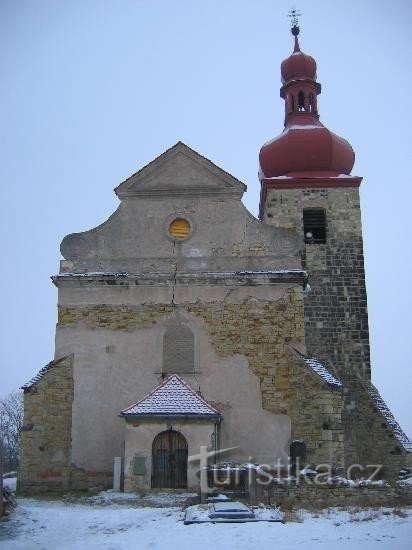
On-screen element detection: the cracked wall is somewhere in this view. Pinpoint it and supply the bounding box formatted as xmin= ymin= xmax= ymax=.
xmin=54 ymin=282 xmax=343 ymax=479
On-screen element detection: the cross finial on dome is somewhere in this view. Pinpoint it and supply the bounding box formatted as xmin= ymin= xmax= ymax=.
xmin=288 ymin=7 xmax=301 ymax=35
xmin=288 ymin=7 xmax=301 ymax=51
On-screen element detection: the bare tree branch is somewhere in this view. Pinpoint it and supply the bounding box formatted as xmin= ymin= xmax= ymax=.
xmin=0 ymin=391 xmax=24 ymax=472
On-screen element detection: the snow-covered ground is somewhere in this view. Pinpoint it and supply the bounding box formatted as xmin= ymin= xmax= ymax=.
xmin=1 ymin=494 xmax=411 ymax=550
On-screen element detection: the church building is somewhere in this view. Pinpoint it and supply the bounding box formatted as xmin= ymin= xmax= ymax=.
xmin=18 ymin=23 xmax=411 ymax=494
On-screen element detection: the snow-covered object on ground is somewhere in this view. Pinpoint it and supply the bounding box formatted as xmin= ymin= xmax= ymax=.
xmin=357 ymin=479 xmax=389 ymax=488
xmin=1 ymin=499 xmax=412 ymax=549
xmin=398 ymin=477 xmax=412 ymax=486
xmin=86 ymin=490 xmax=197 ymax=507
xmin=2 ymin=476 xmax=17 ymax=492
xmin=184 ymin=502 xmax=284 ymax=524
xmin=120 ymin=374 xmax=220 ymax=417
xmin=207 ymin=494 xmax=230 ymax=502
xmin=300 ymin=466 xmax=318 ymax=477
xmin=364 ymin=383 xmax=412 ymax=453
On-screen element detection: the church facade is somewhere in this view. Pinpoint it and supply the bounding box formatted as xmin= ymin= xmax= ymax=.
xmin=18 ymin=28 xmax=411 ymax=495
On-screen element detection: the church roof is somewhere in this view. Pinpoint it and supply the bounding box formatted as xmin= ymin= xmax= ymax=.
xmin=120 ymin=374 xmax=221 ymax=418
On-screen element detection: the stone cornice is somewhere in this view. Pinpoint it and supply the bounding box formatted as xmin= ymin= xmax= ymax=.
xmin=52 ymin=270 xmax=307 ymax=288
xmin=116 ymin=187 xmax=243 ymax=200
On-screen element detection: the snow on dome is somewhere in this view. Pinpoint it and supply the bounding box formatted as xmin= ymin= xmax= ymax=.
xmin=120 ymin=374 xmax=220 ymax=417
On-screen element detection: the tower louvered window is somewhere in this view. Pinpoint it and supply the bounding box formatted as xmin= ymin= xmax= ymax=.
xmin=163 ymin=324 xmax=195 ymax=374
xmin=303 ymin=208 xmax=326 ymax=244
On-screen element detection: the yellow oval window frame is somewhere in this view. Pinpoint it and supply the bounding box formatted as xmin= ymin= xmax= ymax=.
xmin=168 ymin=218 xmax=191 ymax=240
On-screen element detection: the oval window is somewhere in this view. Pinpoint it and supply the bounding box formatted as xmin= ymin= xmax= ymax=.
xmin=169 ymin=218 xmax=191 ymax=240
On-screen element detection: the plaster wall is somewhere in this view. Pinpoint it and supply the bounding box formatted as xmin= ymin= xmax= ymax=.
xmin=59 ymin=147 xmax=302 ymax=276
xmin=57 ymin=283 xmax=295 ymax=307
xmin=55 ymin=292 xmax=292 ymax=472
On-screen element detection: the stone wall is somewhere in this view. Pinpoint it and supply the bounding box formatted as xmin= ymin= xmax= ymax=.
xmin=275 ymin=362 xmax=343 ymax=465
xmin=262 ymin=185 xmax=411 ymax=472
xmin=18 ymin=355 xmax=112 ymax=495
xmin=58 ymin=286 xmax=343 ymax=469
xmin=350 ymin=382 xmax=412 ymax=478
xmin=19 ymin=356 xmax=74 ymax=494
xmin=263 ymin=187 xmax=370 ymax=381
xmin=259 ymin=482 xmax=412 ymax=509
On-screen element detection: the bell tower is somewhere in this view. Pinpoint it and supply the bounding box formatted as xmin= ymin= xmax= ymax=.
xmin=259 ymin=19 xmax=368 ymax=379
xmin=259 ymin=15 xmax=371 ymax=465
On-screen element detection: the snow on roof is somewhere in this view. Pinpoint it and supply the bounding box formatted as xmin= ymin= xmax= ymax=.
xmin=364 ymin=383 xmax=412 ymax=453
xmin=20 ymin=356 xmax=71 ymax=391
xmin=303 ymin=357 xmax=342 ymax=389
xmin=121 ymin=375 xmax=220 ymax=418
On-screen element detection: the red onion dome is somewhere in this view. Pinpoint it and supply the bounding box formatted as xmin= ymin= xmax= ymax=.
xmin=259 ymin=115 xmax=355 ymax=178
xmin=281 ymin=36 xmax=317 ymax=84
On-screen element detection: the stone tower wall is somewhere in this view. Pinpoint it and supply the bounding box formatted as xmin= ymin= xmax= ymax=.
xmin=262 ymin=186 xmax=370 ymax=382
xmin=262 ymin=185 xmax=411 ymax=472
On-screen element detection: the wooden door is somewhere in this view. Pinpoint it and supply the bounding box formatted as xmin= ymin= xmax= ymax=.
xmin=152 ymin=430 xmax=188 ymax=488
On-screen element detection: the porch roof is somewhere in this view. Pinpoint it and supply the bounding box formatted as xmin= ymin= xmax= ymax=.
xmin=120 ymin=374 xmax=221 ymax=419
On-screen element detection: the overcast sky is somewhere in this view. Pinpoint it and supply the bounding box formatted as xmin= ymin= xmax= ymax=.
xmin=1 ymin=0 xmax=411 ymax=439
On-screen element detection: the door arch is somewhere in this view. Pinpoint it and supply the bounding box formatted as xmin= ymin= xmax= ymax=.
xmin=152 ymin=430 xmax=188 ymax=488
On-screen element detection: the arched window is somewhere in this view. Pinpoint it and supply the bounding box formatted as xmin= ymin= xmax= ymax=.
xmin=288 ymin=93 xmax=295 ymax=113
xmin=163 ymin=323 xmax=195 ymax=374
xmin=309 ymin=92 xmax=315 ymax=113
xmin=298 ymin=90 xmax=305 ymax=111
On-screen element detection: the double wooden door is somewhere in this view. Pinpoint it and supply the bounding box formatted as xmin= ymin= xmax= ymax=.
xmin=152 ymin=430 xmax=188 ymax=488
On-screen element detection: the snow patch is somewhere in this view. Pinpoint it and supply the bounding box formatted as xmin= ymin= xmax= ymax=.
xmin=1 ymin=499 xmax=411 ymax=550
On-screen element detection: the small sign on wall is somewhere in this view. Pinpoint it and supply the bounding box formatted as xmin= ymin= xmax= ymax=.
xmin=132 ymin=456 xmax=146 ymax=476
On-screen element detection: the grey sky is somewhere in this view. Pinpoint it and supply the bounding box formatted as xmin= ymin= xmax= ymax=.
xmin=1 ymin=0 xmax=411 ymax=438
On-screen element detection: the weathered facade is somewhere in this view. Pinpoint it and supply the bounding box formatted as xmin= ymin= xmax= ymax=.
xmin=18 ymin=28 xmax=411 ymax=495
